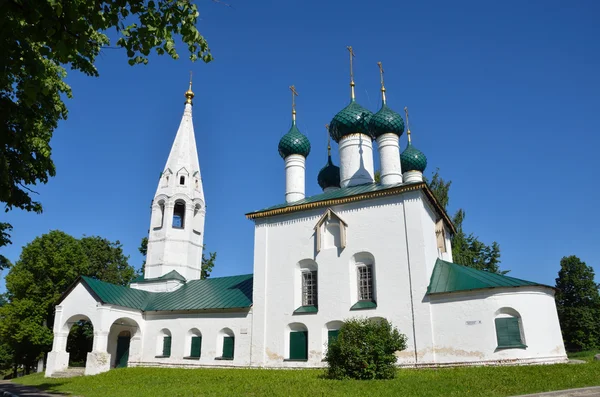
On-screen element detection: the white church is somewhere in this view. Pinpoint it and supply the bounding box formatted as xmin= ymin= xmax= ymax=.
xmin=46 ymin=53 xmax=567 ymax=377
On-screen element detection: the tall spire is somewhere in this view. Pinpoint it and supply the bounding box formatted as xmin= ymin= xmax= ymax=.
xmin=289 ymin=85 xmax=298 ymax=124
xmin=347 ymin=46 xmax=356 ymax=100
xmin=404 ymin=106 xmax=412 ymax=143
xmin=185 ymin=71 xmax=194 ymax=105
xmin=377 ymin=61 xmax=386 ymax=105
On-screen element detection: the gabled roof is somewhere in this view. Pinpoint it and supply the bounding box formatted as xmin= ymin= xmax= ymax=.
xmin=313 ymin=208 xmax=347 ymax=230
xmin=132 ymin=270 xmax=186 ymax=284
xmin=246 ymin=182 xmax=456 ymax=234
xmin=427 ymin=259 xmax=551 ymax=295
xmin=66 ymin=274 xmax=253 ymax=312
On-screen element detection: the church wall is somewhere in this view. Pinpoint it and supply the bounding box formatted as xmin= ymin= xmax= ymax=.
xmin=428 ymin=287 xmax=567 ymax=365
xmin=252 ymin=193 xmax=434 ymax=367
xmin=137 ymin=311 xmax=252 ymax=367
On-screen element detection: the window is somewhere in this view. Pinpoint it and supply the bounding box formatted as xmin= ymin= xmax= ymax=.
xmin=495 ymin=317 xmax=526 ymax=349
xmin=328 ymin=330 xmax=339 ymax=346
xmin=190 ymin=336 xmax=202 ymax=358
xmin=173 ymin=201 xmax=185 ymax=228
xmin=436 ymin=220 xmax=447 ymax=253
xmin=289 ymin=331 xmax=308 ymax=360
xmin=180 ymin=176 xmax=185 ymax=185
xmin=162 ymin=336 xmax=172 ymax=357
xmin=222 ymin=336 xmax=235 ymax=359
xmin=302 ymin=271 xmax=318 ymax=307
xmin=357 ymin=264 xmax=373 ymax=301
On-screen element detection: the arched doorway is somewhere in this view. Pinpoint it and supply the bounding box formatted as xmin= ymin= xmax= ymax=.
xmin=64 ymin=315 xmax=94 ymax=368
xmin=108 ymin=318 xmax=141 ymax=369
xmin=115 ymin=331 xmax=131 ymax=368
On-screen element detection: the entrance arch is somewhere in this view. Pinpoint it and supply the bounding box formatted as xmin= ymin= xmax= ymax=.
xmin=108 ymin=318 xmax=141 ymax=369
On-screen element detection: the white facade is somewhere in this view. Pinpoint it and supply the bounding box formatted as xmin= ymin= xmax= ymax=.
xmin=284 ymin=154 xmax=306 ymax=203
xmin=377 ymin=133 xmax=403 ymax=185
xmin=46 ymin=88 xmax=567 ymax=377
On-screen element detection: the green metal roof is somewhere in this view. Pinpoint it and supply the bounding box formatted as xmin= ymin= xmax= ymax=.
xmin=400 ymin=142 xmax=427 ymax=172
xmin=329 ymin=100 xmax=374 ymax=143
xmin=79 ymin=274 xmax=253 ymax=312
xmin=133 ymin=270 xmax=186 ymax=284
xmin=368 ymin=104 xmax=404 ymax=139
xmin=426 ymin=259 xmax=551 ymax=295
xmin=278 ymin=122 xmax=311 ymax=159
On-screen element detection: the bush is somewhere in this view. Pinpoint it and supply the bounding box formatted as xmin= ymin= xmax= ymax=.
xmin=325 ymin=317 xmax=407 ymax=380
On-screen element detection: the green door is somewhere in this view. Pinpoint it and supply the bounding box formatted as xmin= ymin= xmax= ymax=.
xmin=222 ymin=336 xmax=235 ymax=359
xmin=289 ymin=331 xmax=308 ymax=360
xmin=115 ymin=336 xmax=130 ymax=368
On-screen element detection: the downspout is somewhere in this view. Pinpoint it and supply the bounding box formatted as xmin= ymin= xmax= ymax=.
xmin=402 ymin=197 xmax=419 ymax=367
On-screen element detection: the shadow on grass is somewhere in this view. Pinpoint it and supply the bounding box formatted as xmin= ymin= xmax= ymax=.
xmin=3 ymin=381 xmax=69 ymax=396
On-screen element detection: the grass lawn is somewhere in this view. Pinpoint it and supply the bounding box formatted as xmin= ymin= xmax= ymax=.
xmin=10 ymin=361 xmax=600 ymax=397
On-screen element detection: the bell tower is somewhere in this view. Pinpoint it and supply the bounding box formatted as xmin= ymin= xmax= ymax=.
xmin=144 ymin=79 xmax=206 ymax=281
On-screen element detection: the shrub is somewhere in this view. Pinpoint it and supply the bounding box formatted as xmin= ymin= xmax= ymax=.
xmin=325 ymin=317 xmax=407 ymax=380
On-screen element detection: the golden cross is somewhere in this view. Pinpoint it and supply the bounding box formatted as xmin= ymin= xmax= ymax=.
xmin=325 ymin=124 xmax=331 ymax=156
xmin=189 ymin=70 xmax=193 ymax=90
xmin=347 ymin=46 xmax=355 ymax=82
xmin=289 ymin=85 xmax=298 ymax=120
xmin=377 ymin=62 xmax=384 ymax=87
xmin=404 ymin=106 xmax=412 ymax=143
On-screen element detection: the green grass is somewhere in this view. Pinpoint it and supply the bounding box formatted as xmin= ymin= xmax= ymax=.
xmin=567 ymin=350 xmax=600 ymax=362
xmin=10 ymin=362 xmax=600 ymax=397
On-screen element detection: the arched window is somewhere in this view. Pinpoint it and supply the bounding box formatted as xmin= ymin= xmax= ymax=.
xmin=294 ymin=259 xmax=318 ymax=313
xmin=180 ymin=176 xmax=186 ymax=185
xmin=156 ymin=329 xmax=172 ymax=358
xmin=287 ymin=323 xmax=308 ymax=361
xmin=173 ymin=201 xmax=185 ymax=229
xmin=216 ymin=328 xmax=235 ymax=360
xmin=495 ymin=308 xmax=527 ymax=350
xmin=185 ymin=328 xmax=202 ymax=359
xmin=350 ymin=252 xmax=377 ymax=310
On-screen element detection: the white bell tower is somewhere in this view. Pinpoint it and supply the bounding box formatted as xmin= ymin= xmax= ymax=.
xmin=144 ymin=80 xmax=205 ymax=281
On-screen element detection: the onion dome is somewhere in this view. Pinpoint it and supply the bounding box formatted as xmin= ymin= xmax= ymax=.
xmin=317 ymin=138 xmax=340 ymax=190
xmin=278 ymin=121 xmax=311 ymax=159
xmin=329 ymin=100 xmax=374 ymax=143
xmin=369 ymin=104 xmax=404 ymax=138
xmin=400 ymin=142 xmax=427 ymax=172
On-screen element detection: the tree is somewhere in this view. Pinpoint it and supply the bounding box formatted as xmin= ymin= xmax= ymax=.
xmin=0 ymin=230 xmax=136 ymax=372
xmin=555 ymin=255 xmax=600 ymax=351
xmin=427 ymin=169 xmax=504 ymax=273
xmin=1 ymin=0 xmax=213 ymax=249
xmin=138 ymin=236 xmax=216 ymax=279
xmin=325 ymin=318 xmax=407 ymax=380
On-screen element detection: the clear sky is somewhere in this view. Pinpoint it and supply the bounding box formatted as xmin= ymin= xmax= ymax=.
xmin=2 ymin=0 xmax=599 ymax=291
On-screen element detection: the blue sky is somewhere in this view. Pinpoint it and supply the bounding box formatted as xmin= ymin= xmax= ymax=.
xmin=2 ymin=0 xmax=599 ymax=291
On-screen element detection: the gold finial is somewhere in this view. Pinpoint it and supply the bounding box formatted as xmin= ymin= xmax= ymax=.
xmin=185 ymin=71 xmax=194 ymax=104
xmin=289 ymin=85 xmax=298 ymax=123
xmin=377 ymin=61 xmax=386 ymax=104
xmin=347 ymin=46 xmax=356 ymax=100
xmin=325 ymin=124 xmax=331 ymax=158
xmin=404 ymin=106 xmax=411 ymax=143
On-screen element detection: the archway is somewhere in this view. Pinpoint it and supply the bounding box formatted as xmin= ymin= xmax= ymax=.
xmin=108 ymin=318 xmax=141 ymax=369
xmin=63 ymin=315 xmax=94 ymax=368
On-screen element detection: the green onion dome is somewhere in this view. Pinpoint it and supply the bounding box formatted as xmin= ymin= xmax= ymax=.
xmin=400 ymin=142 xmax=427 ymax=172
xmin=278 ymin=122 xmax=311 ymax=159
xmin=317 ymin=155 xmax=340 ymax=190
xmin=329 ymin=100 xmax=374 ymax=143
xmin=368 ymin=104 xmax=404 ymax=138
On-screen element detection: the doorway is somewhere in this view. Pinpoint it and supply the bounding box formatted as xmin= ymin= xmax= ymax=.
xmin=115 ymin=331 xmax=131 ymax=368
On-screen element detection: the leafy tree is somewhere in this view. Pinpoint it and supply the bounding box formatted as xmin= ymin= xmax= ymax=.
xmin=427 ymin=169 xmax=503 ymax=273
xmin=555 ymin=255 xmax=600 ymax=351
xmin=1 ymin=0 xmax=213 ymax=249
xmin=326 ymin=317 xmax=407 ymax=380
xmin=138 ymin=236 xmax=215 ymax=279
xmin=0 ymin=230 xmax=135 ymax=372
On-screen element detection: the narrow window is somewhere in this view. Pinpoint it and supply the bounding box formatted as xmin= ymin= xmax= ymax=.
xmin=162 ymin=336 xmax=172 ymax=357
xmin=173 ymin=202 xmax=185 ymax=228
xmin=328 ymin=330 xmax=340 ymax=346
xmin=436 ymin=220 xmax=447 ymax=253
xmin=190 ymin=336 xmax=202 ymax=358
xmin=222 ymin=336 xmax=235 ymax=359
xmin=357 ymin=264 xmax=373 ymax=301
xmin=180 ymin=176 xmax=185 ymax=185
xmin=495 ymin=317 xmax=526 ymax=349
xmin=302 ymin=271 xmax=318 ymax=307
xmin=289 ymin=331 xmax=308 ymax=360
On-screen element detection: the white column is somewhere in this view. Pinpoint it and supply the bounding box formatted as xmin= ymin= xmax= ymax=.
xmin=377 ymin=133 xmax=402 ymax=185
xmin=339 ymin=133 xmax=374 ymax=187
xmin=403 ymin=170 xmax=424 ymax=183
xmin=86 ymin=330 xmax=111 ymax=376
xmin=284 ymin=154 xmax=306 ymax=203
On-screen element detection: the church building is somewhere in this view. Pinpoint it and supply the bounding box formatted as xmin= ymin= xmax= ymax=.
xmin=46 ymin=50 xmax=567 ymax=376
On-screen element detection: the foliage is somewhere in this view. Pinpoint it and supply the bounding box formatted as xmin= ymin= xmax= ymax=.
xmin=0 ymin=223 xmax=13 ymax=269
xmin=427 ymin=169 xmax=504 ymax=274
xmin=66 ymin=321 xmax=94 ymax=367
xmin=138 ymin=236 xmax=215 ymax=280
xmin=1 ymin=0 xmax=213 ymax=248
xmin=13 ymin=362 xmax=600 ymax=397
xmin=555 ymin=255 xmax=600 ymax=351
xmin=0 ymin=230 xmax=135 ymax=372
xmin=325 ymin=318 xmax=407 ymax=380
